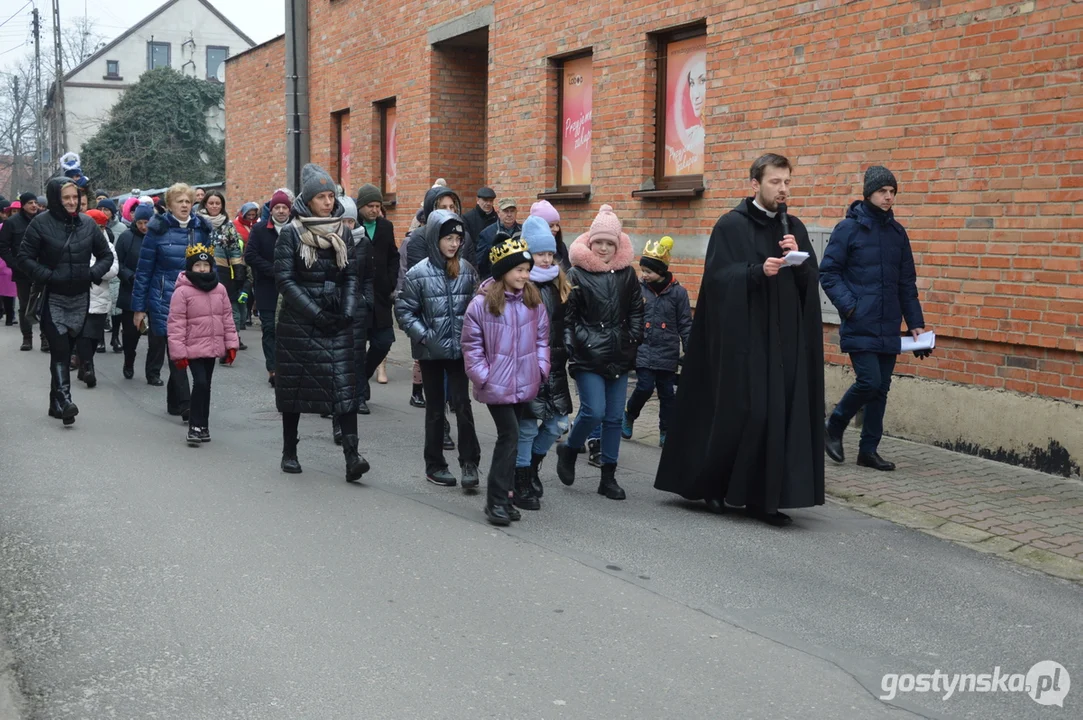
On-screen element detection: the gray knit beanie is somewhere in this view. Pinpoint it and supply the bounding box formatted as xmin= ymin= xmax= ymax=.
xmin=355 ymin=183 xmax=383 ymax=208
xmin=300 ymin=163 xmax=335 ymax=202
xmin=863 ymin=166 xmax=898 ymax=199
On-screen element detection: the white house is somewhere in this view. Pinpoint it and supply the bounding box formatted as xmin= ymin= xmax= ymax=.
xmin=49 ymin=0 xmax=255 ymax=157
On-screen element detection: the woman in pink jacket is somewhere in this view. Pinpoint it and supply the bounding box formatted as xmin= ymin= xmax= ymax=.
xmin=167 ymin=243 xmax=239 ymax=446
xmin=461 ymin=237 xmax=550 ymax=525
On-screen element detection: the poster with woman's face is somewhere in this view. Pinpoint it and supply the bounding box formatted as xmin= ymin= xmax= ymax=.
xmin=664 ymin=35 xmax=707 ymax=177
xmin=385 ymin=106 xmax=398 ymax=194
xmin=561 ymin=55 xmax=593 ymax=187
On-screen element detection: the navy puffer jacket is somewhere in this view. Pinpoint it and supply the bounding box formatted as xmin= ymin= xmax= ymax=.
xmin=395 ymin=209 xmax=479 ymax=361
xmin=131 ymin=212 xmax=213 ymax=336
xmin=635 ymin=279 xmax=692 ymax=373
xmin=819 ymin=200 xmax=924 ymax=354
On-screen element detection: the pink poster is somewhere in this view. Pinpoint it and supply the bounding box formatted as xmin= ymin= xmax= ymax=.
xmin=384 ymin=106 xmax=398 ymax=194
xmin=339 ymin=114 xmax=350 ymax=191
xmin=663 ymin=35 xmax=707 ymax=177
xmin=561 ymin=55 xmax=592 ymax=186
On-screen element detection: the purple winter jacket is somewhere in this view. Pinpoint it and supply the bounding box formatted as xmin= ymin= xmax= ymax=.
xmin=461 ymin=278 xmax=551 ymax=406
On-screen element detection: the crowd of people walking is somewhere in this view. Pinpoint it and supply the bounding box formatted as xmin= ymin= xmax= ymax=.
xmin=0 ymin=151 xmax=929 ymax=527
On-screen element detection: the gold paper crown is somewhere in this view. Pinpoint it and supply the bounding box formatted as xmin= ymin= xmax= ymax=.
xmin=489 ymin=236 xmax=530 ymax=265
xmin=642 ymin=236 xmax=674 ymax=263
xmin=186 ymin=243 xmax=215 ymax=259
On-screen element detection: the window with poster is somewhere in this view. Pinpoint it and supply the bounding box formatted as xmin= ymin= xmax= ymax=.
xmin=540 ymin=51 xmax=593 ymax=202
xmin=377 ymin=99 xmax=397 ymax=206
xmin=635 ymin=25 xmax=707 ymax=199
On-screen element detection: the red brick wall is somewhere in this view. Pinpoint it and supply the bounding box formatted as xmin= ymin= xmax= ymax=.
xmin=224 ymin=37 xmax=286 ymax=210
xmin=224 ymin=0 xmax=1083 ymax=402
xmin=430 ymin=46 xmax=488 ymax=203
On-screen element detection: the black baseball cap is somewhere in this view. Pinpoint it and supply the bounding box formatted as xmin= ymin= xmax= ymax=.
xmin=477 ymin=187 xmax=496 ymax=199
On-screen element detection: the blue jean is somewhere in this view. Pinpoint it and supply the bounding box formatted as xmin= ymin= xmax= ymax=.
xmin=567 ymin=371 xmax=628 ymax=465
xmin=828 ymin=352 xmax=897 ymax=454
xmin=516 ymin=414 xmax=570 ymax=467
xmin=625 ymin=368 xmax=676 ymax=432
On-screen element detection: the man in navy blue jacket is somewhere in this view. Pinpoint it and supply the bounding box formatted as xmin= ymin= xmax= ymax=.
xmin=820 ymin=166 xmax=928 ymax=471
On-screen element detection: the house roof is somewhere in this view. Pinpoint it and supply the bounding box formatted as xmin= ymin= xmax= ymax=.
xmin=63 ymin=0 xmax=256 ymax=82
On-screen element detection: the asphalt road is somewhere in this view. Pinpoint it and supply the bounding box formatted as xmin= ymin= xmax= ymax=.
xmin=0 ymin=328 xmax=1080 ymax=719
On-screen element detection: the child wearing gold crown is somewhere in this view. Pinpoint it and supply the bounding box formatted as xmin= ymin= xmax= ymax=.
xmin=620 ymin=237 xmax=692 ymax=448
xmin=167 ymin=243 xmax=239 ymax=445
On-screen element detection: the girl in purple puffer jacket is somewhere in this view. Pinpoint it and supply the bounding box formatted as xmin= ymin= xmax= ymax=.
xmin=461 ymin=237 xmax=550 ymax=526
xmin=167 ymin=243 xmax=239 ymax=446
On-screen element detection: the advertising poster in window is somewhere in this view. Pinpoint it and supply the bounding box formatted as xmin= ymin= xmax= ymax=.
xmin=664 ymin=35 xmax=707 ymax=177
xmin=561 ymin=55 xmax=592 ymax=187
xmin=339 ymin=114 xmax=350 ymax=191
xmin=384 ymin=106 xmax=397 ymax=194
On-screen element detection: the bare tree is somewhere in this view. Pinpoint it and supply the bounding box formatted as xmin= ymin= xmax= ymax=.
xmin=59 ymin=16 xmax=107 ymax=75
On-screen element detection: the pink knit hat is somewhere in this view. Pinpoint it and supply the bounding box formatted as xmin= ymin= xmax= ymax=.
xmin=588 ymin=204 xmax=622 ymax=245
xmin=530 ymin=199 xmax=560 ymax=224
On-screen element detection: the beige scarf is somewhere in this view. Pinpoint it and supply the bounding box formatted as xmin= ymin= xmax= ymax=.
xmin=292 ymin=216 xmax=349 ymax=269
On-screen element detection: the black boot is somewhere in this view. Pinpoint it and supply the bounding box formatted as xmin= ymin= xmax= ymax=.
xmin=111 ymin=328 xmax=122 ymax=353
xmin=484 ymin=503 xmax=512 ymax=526
xmin=47 ymin=372 xmax=62 ymax=418
xmin=281 ymin=436 xmax=302 ymax=474
xmin=555 ymin=442 xmax=577 ymax=486
xmin=824 ymin=420 xmax=844 ymax=463
xmin=597 ymin=463 xmax=626 ymax=500
xmin=39 ymin=334 xmax=49 ymax=353
xmin=342 ymin=434 xmax=370 ymax=483
xmin=857 ymin=452 xmax=896 ymax=471
xmin=332 ymin=415 xmax=343 ymax=445
xmin=409 ymin=383 xmax=426 ymax=408
xmin=512 ymin=466 xmax=541 ymax=510
xmin=530 ymin=453 xmax=546 ymax=498
xmin=82 ymin=359 xmax=97 ymax=388
xmin=506 ymin=502 xmax=521 ymax=522
xmin=51 ymin=362 xmax=78 ymax=425
xmin=442 ymin=415 xmax=455 ymax=450
xmin=20 ymin=334 xmax=31 ymax=351
xmin=95 ymin=339 xmax=106 ymax=354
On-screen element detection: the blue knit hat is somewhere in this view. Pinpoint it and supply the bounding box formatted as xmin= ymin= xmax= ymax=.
xmin=133 ymin=203 xmax=154 ymax=222
xmin=521 ymin=215 xmax=556 ymax=255
xmin=97 ymin=198 xmax=117 ymax=215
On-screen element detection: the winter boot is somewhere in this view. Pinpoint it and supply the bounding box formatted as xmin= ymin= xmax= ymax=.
xmin=51 ymin=362 xmax=78 ymax=425
xmin=484 ymin=503 xmax=512 ymax=526
xmin=47 ymin=373 xmax=62 ymax=418
xmin=555 ymin=442 xmax=578 ymax=486
xmin=512 ymin=467 xmax=541 ymax=511
xmin=81 ymin=359 xmax=97 ymax=388
xmin=587 ymin=438 xmax=602 ymax=468
xmin=342 ymin=434 xmax=370 ymax=483
xmin=598 ymin=463 xmax=626 ymax=500
xmin=409 ymin=383 xmax=426 ymax=408
xmin=281 ymin=436 xmax=302 ymax=474
xmin=621 ymin=412 xmax=634 ymax=439
xmin=20 ymin=334 xmax=31 ymax=351
xmin=530 ymin=453 xmax=546 ymax=498
xmin=332 ymin=415 xmax=343 ymax=445
xmin=39 ymin=333 xmax=49 ymax=353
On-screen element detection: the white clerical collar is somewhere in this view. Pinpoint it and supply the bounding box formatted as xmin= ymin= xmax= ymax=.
xmin=752 ymin=198 xmax=777 ymax=218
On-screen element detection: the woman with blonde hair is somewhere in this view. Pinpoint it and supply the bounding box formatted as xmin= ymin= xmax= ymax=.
xmin=131 ymin=182 xmax=213 ymax=419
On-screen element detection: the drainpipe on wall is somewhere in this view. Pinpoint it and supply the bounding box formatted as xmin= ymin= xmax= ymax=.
xmin=285 ymin=0 xmax=310 ymax=194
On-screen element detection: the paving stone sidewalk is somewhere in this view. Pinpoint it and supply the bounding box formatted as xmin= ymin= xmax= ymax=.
xmin=382 ymin=339 xmax=1083 ymax=583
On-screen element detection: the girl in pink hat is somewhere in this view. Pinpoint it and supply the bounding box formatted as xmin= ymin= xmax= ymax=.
xmin=554 ymin=204 xmax=644 ymax=500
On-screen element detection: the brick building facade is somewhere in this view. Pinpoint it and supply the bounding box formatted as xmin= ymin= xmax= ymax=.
xmin=224 ymin=0 xmax=1083 ymax=475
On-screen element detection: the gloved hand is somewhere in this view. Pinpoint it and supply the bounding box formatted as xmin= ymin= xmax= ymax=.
xmin=335 ymin=314 xmax=354 ymax=331
xmin=237 ymin=291 xmax=249 ymax=305
xmin=314 ymin=311 xmax=340 ymax=332
xmin=174 ymin=358 xmax=189 ymax=370
xmin=913 ymin=348 xmax=932 ymax=360
xmin=225 ymin=348 xmax=237 ymax=365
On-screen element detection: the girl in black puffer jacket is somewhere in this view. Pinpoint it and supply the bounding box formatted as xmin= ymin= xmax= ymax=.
xmin=395 ymin=209 xmax=482 ymax=489
xmin=18 ymin=176 xmax=115 ymax=425
xmin=554 ymin=205 xmax=644 ymax=499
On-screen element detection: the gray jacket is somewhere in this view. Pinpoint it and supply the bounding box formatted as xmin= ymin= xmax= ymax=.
xmin=394 ymin=209 xmax=479 ymax=361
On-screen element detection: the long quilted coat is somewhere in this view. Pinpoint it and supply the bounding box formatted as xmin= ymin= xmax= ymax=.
xmin=166 ymin=272 xmax=239 ymax=360
xmin=527 ymin=277 xmax=572 ymax=420
xmin=131 ymin=213 xmax=213 ymax=336
xmin=461 ymin=278 xmax=550 ymax=406
xmin=274 ymin=197 xmax=359 ymax=416
xmin=394 ymin=209 xmax=479 ymax=361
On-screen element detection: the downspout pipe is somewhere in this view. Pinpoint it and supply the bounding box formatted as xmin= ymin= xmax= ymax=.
xmin=285 ymin=0 xmax=310 ymax=194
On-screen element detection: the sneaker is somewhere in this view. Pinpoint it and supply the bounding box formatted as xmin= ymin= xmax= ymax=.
xmin=460 ymin=463 xmax=480 ymax=490
xmin=426 ymin=468 xmax=457 ymax=487
xmin=621 ymin=412 xmax=633 ymax=439
xmin=186 ymin=427 xmax=202 ymax=446
xmin=587 ymin=438 xmax=602 ymax=468
xmin=199 ymin=427 xmax=211 ymax=443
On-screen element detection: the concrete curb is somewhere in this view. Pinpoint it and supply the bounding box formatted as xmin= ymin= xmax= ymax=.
xmin=826 ymin=489 xmax=1083 ymax=585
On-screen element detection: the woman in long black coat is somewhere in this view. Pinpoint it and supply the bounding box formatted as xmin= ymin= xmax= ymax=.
xmin=274 ymin=164 xmax=367 ymax=482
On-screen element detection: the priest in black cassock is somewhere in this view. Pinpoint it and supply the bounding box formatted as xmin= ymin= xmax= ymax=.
xmin=654 ymin=153 xmax=825 ymax=526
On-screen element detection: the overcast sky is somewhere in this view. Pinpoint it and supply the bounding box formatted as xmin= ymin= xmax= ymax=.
xmin=0 ymin=0 xmax=285 ymax=73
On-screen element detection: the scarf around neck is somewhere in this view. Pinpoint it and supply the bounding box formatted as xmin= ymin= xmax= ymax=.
xmin=530 ymin=264 xmax=560 ymax=284
xmin=187 ymin=270 xmax=219 ymax=292
xmin=200 ymin=211 xmax=228 ymax=231
xmin=272 ymin=217 xmax=289 ymax=232
xmin=292 ymin=216 xmax=349 ymax=269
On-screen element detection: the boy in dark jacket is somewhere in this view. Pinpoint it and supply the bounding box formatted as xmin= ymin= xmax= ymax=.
xmin=621 ymin=237 xmax=692 ymax=448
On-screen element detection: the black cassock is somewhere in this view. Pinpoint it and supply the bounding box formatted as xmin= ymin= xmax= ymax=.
xmin=654 ymin=198 xmax=825 ymax=512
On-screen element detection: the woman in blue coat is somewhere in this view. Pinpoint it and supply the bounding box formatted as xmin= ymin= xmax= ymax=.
xmin=820 ymin=166 xmax=926 ymax=472
xmin=131 ymin=183 xmax=213 ymax=419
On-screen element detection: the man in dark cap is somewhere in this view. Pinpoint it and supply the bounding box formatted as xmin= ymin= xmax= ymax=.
xmin=0 ymin=192 xmax=46 ymax=351
xmin=475 ymin=198 xmax=522 ymax=278
xmin=462 ymin=187 xmax=497 ymax=252
xmin=820 ymin=166 xmax=928 ymax=472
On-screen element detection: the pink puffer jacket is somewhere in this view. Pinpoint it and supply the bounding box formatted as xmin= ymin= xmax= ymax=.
xmin=167 ymin=272 xmax=239 ymax=360
xmin=461 ymin=278 xmax=550 ymax=406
